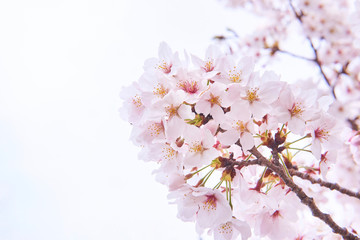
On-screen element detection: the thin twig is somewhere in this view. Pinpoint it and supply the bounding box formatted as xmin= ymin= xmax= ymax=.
xmin=276 ymin=49 xmax=315 ymax=62
xmin=288 ymin=0 xmax=337 ymax=99
xmin=308 ymin=40 xmax=335 ymax=93
xmin=289 ymin=169 xmax=360 ymax=200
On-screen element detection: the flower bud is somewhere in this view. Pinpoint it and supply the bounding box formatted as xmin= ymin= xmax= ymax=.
xmin=275 ymin=130 xmax=286 ymax=145
xmin=185 ymin=114 xmax=204 ymax=127
xmin=175 ymin=137 xmax=185 ymax=148
xmin=211 ymin=157 xmax=222 ymax=169
xmin=221 ymin=167 xmax=236 ymax=181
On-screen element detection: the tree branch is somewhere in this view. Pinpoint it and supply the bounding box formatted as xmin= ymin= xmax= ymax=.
xmin=289 ymin=169 xmax=360 ymax=200
xmin=307 ymin=39 xmax=337 ymax=99
xmin=234 ymin=147 xmax=359 ymax=240
xmin=288 ymin=0 xmax=337 ymax=99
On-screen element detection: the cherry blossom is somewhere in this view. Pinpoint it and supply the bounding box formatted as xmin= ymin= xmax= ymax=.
xmin=191 ymin=45 xmax=224 ymax=78
xmin=214 ymin=56 xmax=254 ymax=85
xmin=144 ymin=42 xmax=180 ymax=75
xmin=274 ymin=85 xmax=319 ymax=135
xmin=182 ymin=126 xmax=219 ymax=168
xmin=119 ymin=82 xmax=146 ymax=125
xmin=194 ymin=188 xmax=233 ymax=229
xmin=349 ymin=132 xmax=360 ymax=163
xmin=250 ymin=186 xmax=300 ymax=239
xmin=195 ymin=82 xmax=228 ymax=123
xmin=210 ymin=218 xmax=251 ymax=240
xmin=307 ymin=114 xmax=341 ymax=160
xmin=121 ymin=10 xmax=360 ymax=237
xmin=218 ymin=100 xmax=255 ymax=151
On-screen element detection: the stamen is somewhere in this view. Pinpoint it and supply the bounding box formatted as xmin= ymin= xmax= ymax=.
xmin=207 ymin=93 xmax=221 ymax=107
xmin=203 ymin=58 xmax=214 ymax=72
xmin=203 ymin=195 xmax=217 ymax=211
xmin=156 ymin=60 xmax=172 ymax=74
xmin=245 ymin=88 xmax=259 ymax=103
xmin=228 ymin=66 xmax=242 ymax=83
xmin=153 ymin=84 xmax=168 ymax=98
xmin=132 ymin=95 xmax=143 ymax=108
xmin=165 ymin=104 xmax=180 ymax=119
xmin=314 ymin=128 xmax=329 ymax=142
xmin=289 ymin=102 xmax=304 ymax=117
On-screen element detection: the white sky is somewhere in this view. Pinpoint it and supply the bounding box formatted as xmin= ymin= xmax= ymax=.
xmin=0 ymin=0 xmax=256 ymax=239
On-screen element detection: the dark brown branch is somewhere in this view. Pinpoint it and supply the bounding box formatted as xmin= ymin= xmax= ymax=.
xmin=234 ymin=147 xmax=359 ymax=240
xmin=288 ymin=0 xmax=303 ymax=20
xmin=289 ymin=169 xmax=360 ymax=200
xmin=271 ymin=148 xmax=281 ymax=166
xmin=348 ymin=117 xmax=360 ymax=131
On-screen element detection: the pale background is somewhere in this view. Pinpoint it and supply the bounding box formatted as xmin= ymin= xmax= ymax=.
xmin=0 ymin=0 xmax=257 ymax=239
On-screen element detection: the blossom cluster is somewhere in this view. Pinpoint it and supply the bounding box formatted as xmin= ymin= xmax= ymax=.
xmin=120 ymin=42 xmax=359 ymax=239
xmin=217 ymin=0 xmax=360 ymax=200
xmin=219 ymin=0 xmax=360 ymax=126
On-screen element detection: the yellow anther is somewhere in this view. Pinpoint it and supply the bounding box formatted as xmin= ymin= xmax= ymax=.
xmin=228 ymin=67 xmax=242 ymax=83
xmin=165 ymin=104 xmax=179 ymax=119
xmin=207 ymin=93 xmax=221 ymax=107
xmin=132 ymin=95 xmax=143 ymax=108
xmin=245 ymin=88 xmax=259 ymax=103
xmin=153 ymin=84 xmax=168 ymax=98
xmin=289 ymin=102 xmax=304 ymax=117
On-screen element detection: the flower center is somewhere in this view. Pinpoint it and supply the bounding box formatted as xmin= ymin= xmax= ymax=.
xmin=314 ymin=128 xmax=329 ymax=142
xmin=207 ymin=93 xmax=221 ymax=107
xmin=203 ymin=58 xmax=214 ymax=72
xmin=148 ymin=122 xmax=164 ymax=137
xmin=153 ymin=84 xmax=168 ymax=98
xmin=161 ymin=146 xmax=176 ymax=161
xmin=203 ymin=195 xmax=217 ymax=211
xmin=189 ymin=141 xmax=205 ymax=153
xmin=165 ymin=104 xmax=180 ymax=119
xmin=228 ymin=66 xmax=242 ymax=83
xmin=218 ymin=222 xmax=232 ymax=234
xmin=233 ymin=120 xmax=247 ymax=132
xmin=271 ymin=210 xmax=281 ymax=219
xmin=132 ymin=95 xmax=143 ymax=108
xmin=178 ymin=80 xmax=199 ymax=94
xmin=245 ymin=88 xmax=259 ymax=103
xmin=156 ymin=60 xmax=172 ymax=74
xmin=289 ymin=102 xmax=304 ymax=117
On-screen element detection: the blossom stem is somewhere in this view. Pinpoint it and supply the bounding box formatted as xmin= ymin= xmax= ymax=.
xmin=228 ymin=180 xmax=233 ymax=209
xmin=291 ymin=143 xmax=312 ymax=157
xmin=213 ymin=179 xmax=224 ymax=190
xmin=284 ymin=130 xmax=291 ymax=137
xmin=288 ymin=147 xmax=311 ymax=153
xmin=260 ymin=167 xmax=268 ymax=180
xmin=286 ymin=135 xmax=310 ymax=146
xmin=192 ymin=164 xmax=211 ymax=175
xmin=280 ymin=124 xmax=285 ymax=133
xmin=201 ymin=168 xmax=215 ymax=186
xmin=279 ymin=155 xmax=291 ymax=178
xmin=264 ymin=181 xmax=275 ymax=194
xmin=226 ymin=180 xmax=229 ymax=200
xmin=244 ymin=154 xmax=253 ymax=161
